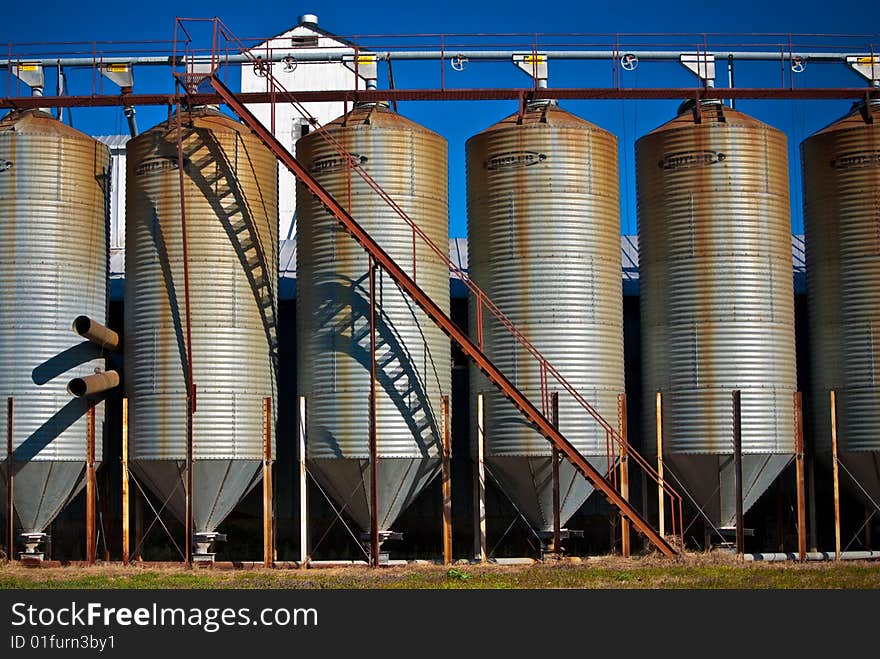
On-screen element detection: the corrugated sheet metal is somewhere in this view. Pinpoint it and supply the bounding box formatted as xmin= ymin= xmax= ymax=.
xmin=111 ymin=235 xmax=806 ymax=301
xmin=125 ymin=107 xmax=278 ymax=462
xmin=804 ymin=101 xmax=880 ymax=469
xmin=638 ymin=101 xmax=797 ymax=457
xmin=296 ymin=103 xmax=450 ymax=532
xmin=297 ymin=103 xmax=451 ymax=461
xmin=467 ymin=103 xmax=623 ymax=461
xmin=0 ymin=109 xmax=109 ymax=532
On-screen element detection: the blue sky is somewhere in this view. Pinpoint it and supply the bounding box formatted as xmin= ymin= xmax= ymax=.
xmin=3 ymin=0 xmax=878 ymax=236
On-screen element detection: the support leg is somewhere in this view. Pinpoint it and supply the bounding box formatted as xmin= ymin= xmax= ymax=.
xmin=732 ymin=390 xmax=744 ymax=557
xmin=474 ymin=393 xmax=487 ymax=563
xmin=831 ymin=390 xmax=841 ymax=561
xmin=655 ymin=392 xmax=665 ymax=537
xmin=263 ymin=397 xmax=274 ymax=568
xmin=86 ymin=401 xmax=97 ymax=565
xmin=795 ymin=392 xmax=806 ymax=562
xmin=441 ymin=395 xmax=452 ymax=565
xmin=298 ymin=396 xmax=308 ymax=567
xmin=122 ymin=398 xmax=130 ymax=565
xmin=618 ymin=393 xmax=630 ymax=558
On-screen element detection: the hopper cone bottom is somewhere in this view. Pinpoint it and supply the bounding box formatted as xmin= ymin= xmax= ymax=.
xmin=665 ymin=453 xmax=793 ymax=528
xmin=308 ymin=457 xmax=439 ymax=532
xmin=131 ymin=459 xmax=262 ymax=533
xmin=0 ymin=461 xmax=88 ymax=533
xmin=486 ymin=456 xmax=608 ymax=532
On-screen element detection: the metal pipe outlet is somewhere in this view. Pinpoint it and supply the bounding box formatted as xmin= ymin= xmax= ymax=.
xmin=744 ymin=551 xmax=880 ymax=562
xmin=67 ymin=370 xmax=120 ymax=398
xmin=72 ymin=315 xmax=120 ymax=351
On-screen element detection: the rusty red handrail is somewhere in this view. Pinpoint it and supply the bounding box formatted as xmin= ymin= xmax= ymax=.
xmin=189 ymin=17 xmax=683 ymax=553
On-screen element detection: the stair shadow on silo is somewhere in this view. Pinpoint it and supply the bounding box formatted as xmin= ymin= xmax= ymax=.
xmin=180 ymin=126 xmax=278 ymax=390
xmin=306 ymin=273 xmax=443 ymax=532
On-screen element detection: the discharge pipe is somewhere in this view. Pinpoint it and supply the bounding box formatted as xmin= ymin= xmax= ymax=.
xmin=67 ymin=370 xmax=120 ymax=398
xmin=72 ymin=315 xmax=120 ymax=351
xmin=744 ymin=551 xmax=880 ymax=562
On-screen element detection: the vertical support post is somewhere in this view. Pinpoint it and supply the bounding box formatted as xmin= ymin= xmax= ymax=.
xmin=474 ymin=393 xmax=487 ymax=562
xmin=551 ymin=392 xmax=561 ymax=557
xmin=830 ymin=389 xmax=841 ymax=561
xmin=865 ymin=504 xmax=873 ymax=551
xmin=807 ymin=453 xmax=818 ymax=552
xmin=175 ymin=100 xmax=195 ymax=569
xmin=732 ymin=390 xmax=744 ymax=557
xmin=655 ymin=391 xmax=665 ymax=537
xmin=185 ymin=404 xmax=193 ymax=567
xmin=794 ymin=391 xmax=806 ymax=562
xmin=298 ymin=396 xmax=308 ymax=567
xmin=122 ymin=398 xmax=130 ymax=565
xmin=775 ymin=479 xmax=785 ymax=552
xmin=618 ymin=393 xmax=630 ymax=558
xmin=86 ymin=401 xmax=97 ymax=565
xmin=6 ymin=397 xmax=13 ymax=561
xmin=262 ymin=397 xmax=273 ymax=568
xmin=368 ymin=258 xmax=380 ymax=568
xmin=441 ymin=395 xmax=452 ymax=566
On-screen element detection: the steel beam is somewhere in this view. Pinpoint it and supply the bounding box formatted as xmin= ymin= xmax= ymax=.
xmin=619 ymin=393 xmax=630 ymax=558
xmin=6 ymin=397 xmax=13 ymax=561
xmin=441 ymin=395 xmax=452 ymax=565
xmin=175 ymin=103 xmax=195 ymax=568
xmin=1 ymin=87 xmax=876 ymax=110
xmin=368 ymin=259 xmax=380 ymax=568
xmin=733 ymin=390 xmax=745 ymax=556
xmin=474 ymin=393 xmax=487 ymax=563
xmin=210 ymin=75 xmax=678 ymax=557
xmin=263 ymin=397 xmax=274 ymax=568
xmin=831 ymin=389 xmax=841 ymax=560
xmin=86 ymin=401 xmax=97 ymax=565
xmin=298 ymin=396 xmax=308 ymax=567
xmin=795 ymin=392 xmax=806 ymax=562
xmin=122 ymin=398 xmax=129 ymax=565
xmin=656 ymin=391 xmax=665 ymax=538
xmin=551 ymin=392 xmax=561 ymax=558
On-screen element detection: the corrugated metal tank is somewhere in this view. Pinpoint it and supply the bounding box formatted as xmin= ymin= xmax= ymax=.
xmin=125 ymin=107 xmax=278 ymax=534
xmin=638 ymin=100 xmax=797 ymax=527
xmin=296 ymin=103 xmax=450 ymax=533
xmin=466 ymin=101 xmax=623 ymax=532
xmin=804 ymin=99 xmax=880 ymax=505
xmin=0 ymin=110 xmax=109 ymax=534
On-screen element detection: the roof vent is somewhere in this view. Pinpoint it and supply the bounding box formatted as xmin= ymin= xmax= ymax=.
xmin=299 ymin=14 xmax=318 ymax=25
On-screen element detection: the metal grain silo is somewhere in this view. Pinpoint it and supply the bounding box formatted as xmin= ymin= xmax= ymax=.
xmin=296 ymin=103 xmax=450 ymax=538
xmin=466 ymin=102 xmax=623 ymax=532
xmin=638 ymin=100 xmax=797 ymax=528
xmin=125 ymin=107 xmax=278 ymax=547
xmin=0 ymin=110 xmax=110 ymax=552
xmin=804 ymin=99 xmax=880 ymax=506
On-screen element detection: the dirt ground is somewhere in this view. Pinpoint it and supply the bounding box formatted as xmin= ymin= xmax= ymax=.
xmin=1 ymin=552 xmax=879 ymax=589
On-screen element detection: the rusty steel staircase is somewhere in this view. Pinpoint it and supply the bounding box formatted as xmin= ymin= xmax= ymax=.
xmin=173 ymin=18 xmax=683 ymax=557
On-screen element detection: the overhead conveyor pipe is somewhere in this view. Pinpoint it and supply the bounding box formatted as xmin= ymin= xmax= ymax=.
xmin=72 ymin=315 xmax=120 ymax=351
xmin=0 ymin=49 xmax=874 ymax=69
xmin=67 ymin=370 xmax=120 ymax=398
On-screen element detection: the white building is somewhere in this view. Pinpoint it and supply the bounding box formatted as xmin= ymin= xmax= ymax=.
xmin=241 ymin=14 xmax=367 ymax=241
